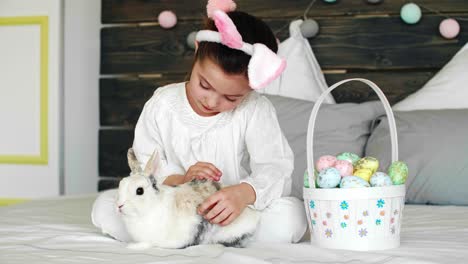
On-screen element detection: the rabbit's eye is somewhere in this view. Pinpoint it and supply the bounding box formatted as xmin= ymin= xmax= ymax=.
xmin=136 ymin=187 xmax=144 ymax=195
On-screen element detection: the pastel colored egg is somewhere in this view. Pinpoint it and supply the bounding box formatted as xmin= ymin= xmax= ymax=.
xmin=353 ymin=168 xmax=373 ymax=182
xmin=334 ymin=160 xmax=353 ymax=177
xmin=370 ymin=172 xmax=393 ymax=187
xmin=340 ymin=176 xmax=371 ymax=188
xmin=315 ymin=155 xmax=337 ymax=172
xmin=317 ymin=167 xmax=341 ymax=188
xmin=388 ymin=161 xmax=409 ymax=185
xmin=355 ymin=157 xmax=379 ymax=174
xmin=336 ymin=152 xmax=360 ymax=166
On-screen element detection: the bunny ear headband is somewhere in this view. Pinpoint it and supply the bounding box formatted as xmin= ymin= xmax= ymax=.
xmin=196 ymin=0 xmax=286 ymax=90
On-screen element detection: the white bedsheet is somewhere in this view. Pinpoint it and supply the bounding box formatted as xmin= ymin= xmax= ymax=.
xmin=1 ymin=194 xmax=467 ymax=264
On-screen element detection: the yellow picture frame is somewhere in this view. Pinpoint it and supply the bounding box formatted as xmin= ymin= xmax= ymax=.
xmin=0 ymin=16 xmax=48 ymax=165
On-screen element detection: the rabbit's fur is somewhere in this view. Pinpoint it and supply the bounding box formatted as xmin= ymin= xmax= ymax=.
xmin=116 ymin=149 xmax=260 ymax=250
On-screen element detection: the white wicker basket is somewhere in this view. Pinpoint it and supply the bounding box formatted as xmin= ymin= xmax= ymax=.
xmin=303 ymin=78 xmax=405 ymax=251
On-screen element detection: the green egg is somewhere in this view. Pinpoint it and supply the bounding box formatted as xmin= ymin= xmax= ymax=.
xmin=388 ymin=161 xmax=409 ymax=185
xmin=304 ymin=170 xmax=310 ymax=188
xmin=336 ymin=152 xmax=360 ymax=166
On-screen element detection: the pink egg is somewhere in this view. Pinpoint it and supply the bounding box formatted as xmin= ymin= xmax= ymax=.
xmin=439 ymin=18 xmax=460 ymax=39
xmin=315 ymin=155 xmax=337 ymax=172
xmin=158 ymin=10 xmax=177 ymax=29
xmin=334 ymin=160 xmax=353 ymax=177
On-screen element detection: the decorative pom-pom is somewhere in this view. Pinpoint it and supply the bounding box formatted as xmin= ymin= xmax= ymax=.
xmin=207 ymin=0 xmax=237 ymax=18
xmin=158 ymin=10 xmax=177 ymax=29
xmin=300 ymin=19 xmax=319 ymax=38
xmin=400 ymin=3 xmax=422 ymax=24
xmin=439 ymin=18 xmax=460 ymax=39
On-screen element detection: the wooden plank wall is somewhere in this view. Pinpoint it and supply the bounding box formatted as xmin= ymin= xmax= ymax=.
xmin=98 ymin=0 xmax=468 ymax=190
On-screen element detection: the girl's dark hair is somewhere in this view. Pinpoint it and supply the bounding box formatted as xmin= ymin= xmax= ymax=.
xmin=195 ymin=11 xmax=278 ymax=76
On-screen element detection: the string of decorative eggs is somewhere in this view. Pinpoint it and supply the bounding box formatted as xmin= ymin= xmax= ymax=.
xmin=155 ymin=0 xmax=463 ymax=49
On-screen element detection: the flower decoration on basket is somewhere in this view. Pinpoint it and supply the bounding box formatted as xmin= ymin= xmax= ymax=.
xmin=305 ymin=152 xmax=409 ymax=189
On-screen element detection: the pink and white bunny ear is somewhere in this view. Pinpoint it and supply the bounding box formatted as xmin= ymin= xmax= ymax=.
xmin=248 ymin=44 xmax=287 ymax=90
xmin=207 ymin=0 xmax=237 ymax=18
xmin=212 ymin=10 xmax=243 ymax=49
xmin=196 ymin=5 xmax=286 ymax=90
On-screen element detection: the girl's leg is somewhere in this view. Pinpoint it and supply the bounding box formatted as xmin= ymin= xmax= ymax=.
xmin=252 ymin=197 xmax=307 ymax=243
xmin=91 ymin=189 xmax=132 ymax=242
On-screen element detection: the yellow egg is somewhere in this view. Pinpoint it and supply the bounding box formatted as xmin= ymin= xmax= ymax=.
xmin=353 ymin=168 xmax=373 ymax=182
xmin=355 ymin=157 xmax=379 ymax=174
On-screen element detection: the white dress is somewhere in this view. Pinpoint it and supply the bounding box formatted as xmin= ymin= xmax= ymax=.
xmin=132 ymin=82 xmax=294 ymax=210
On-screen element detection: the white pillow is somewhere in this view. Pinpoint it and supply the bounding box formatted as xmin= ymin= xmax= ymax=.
xmin=393 ymin=42 xmax=468 ymax=111
xmin=260 ymin=20 xmax=335 ymax=104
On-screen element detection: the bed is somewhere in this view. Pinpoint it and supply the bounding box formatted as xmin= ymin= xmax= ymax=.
xmin=3 ymin=0 xmax=468 ymax=263
xmin=2 ymin=194 xmax=468 ymax=264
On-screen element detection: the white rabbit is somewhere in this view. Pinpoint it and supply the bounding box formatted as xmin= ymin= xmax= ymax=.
xmin=116 ymin=148 xmax=260 ymax=250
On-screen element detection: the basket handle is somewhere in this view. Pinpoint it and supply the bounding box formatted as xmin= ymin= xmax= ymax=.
xmin=307 ymin=78 xmax=398 ymax=188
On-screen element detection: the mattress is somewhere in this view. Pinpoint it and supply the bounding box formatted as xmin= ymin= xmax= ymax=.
xmin=1 ymin=194 xmax=467 ymax=264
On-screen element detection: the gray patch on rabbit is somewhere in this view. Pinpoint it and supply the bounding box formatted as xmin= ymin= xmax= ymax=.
xmin=182 ymin=219 xmax=209 ymax=248
xmin=220 ymin=233 xmax=253 ymax=248
xmin=189 ymin=179 xmax=221 ymax=191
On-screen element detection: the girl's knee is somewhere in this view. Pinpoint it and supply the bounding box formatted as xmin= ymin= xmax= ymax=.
xmin=254 ymin=197 xmax=307 ymax=243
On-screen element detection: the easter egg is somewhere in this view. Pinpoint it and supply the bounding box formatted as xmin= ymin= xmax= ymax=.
xmin=315 ymin=155 xmax=337 ymax=172
xmin=336 ymin=152 xmax=360 ymax=166
xmin=334 ymin=160 xmax=353 ymax=177
xmin=355 ymin=157 xmax=379 ymax=174
xmin=388 ymin=161 xmax=409 ymax=185
xmin=353 ymin=168 xmax=373 ymax=182
xmin=317 ymin=167 xmax=341 ymax=188
xmin=340 ymin=176 xmax=371 ymax=188
xmin=370 ymin=172 xmax=393 ymax=187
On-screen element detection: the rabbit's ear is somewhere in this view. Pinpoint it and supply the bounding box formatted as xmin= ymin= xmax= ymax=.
xmin=144 ymin=149 xmax=161 ymax=177
xmin=127 ymin=148 xmax=142 ymax=174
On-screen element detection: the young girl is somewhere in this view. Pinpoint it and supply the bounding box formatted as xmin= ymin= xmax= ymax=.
xmin=92 ymin=1 xmax=307 ymax=244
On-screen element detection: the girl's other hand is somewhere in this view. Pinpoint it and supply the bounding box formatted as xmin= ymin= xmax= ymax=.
xmin=184 ymin=162 xmax=222 ymax=183
xmin=197 ymin=183 xmax=256 ymax=226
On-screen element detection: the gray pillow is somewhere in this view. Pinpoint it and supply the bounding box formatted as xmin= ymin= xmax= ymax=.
xmin=265 ymin=95 xmax=385 ymax=199
xmin=365 ymin=109 xmax=468 ymax=205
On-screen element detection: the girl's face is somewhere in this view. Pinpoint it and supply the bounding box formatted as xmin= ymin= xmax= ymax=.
xmin=186 ymin=58 xmax=251 ymax=117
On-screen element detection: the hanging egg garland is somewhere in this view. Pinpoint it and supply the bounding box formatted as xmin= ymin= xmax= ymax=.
xmin=400 ymin=3 xmax=422 ymax=24
xmin=323 ymin=0 xmax=337 ymax=3
xmin=158 ymin=10 xmax=177 ymax=29
xmin=367 ymin=0 xmax=383 ymax=4
xmin=439 ymin=18 xmax=460 ymax=39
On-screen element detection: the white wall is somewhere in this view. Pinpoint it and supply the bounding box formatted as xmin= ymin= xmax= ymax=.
xmin=63 ymin=0 xmax=100 ymax=194
xmin=0 ymin=0 xmax=62 ymax=198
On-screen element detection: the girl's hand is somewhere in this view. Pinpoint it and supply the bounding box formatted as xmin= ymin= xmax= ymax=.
xmin=197 ymin=183 xmax=256 ymax=226
xmin=184 ymin=162 xmax=222 ymax=183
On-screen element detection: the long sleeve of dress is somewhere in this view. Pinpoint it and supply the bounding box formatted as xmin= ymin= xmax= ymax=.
xmin=240 ymin=96 xmax=294 ymax=210
xmin=132 ymin=90 xmax=185 ymax=182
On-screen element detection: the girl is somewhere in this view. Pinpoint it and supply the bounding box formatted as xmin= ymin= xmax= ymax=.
xmin=92 ymin=1 xmax=307 ymax=244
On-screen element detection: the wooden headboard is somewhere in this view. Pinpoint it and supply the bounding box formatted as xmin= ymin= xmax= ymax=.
xmin=98 ymin=0 xmax=468 ymax=190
